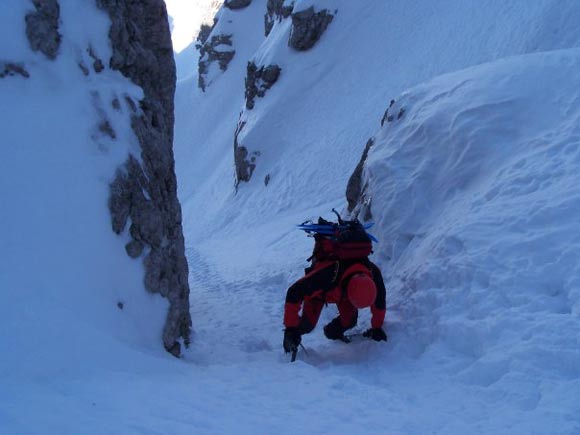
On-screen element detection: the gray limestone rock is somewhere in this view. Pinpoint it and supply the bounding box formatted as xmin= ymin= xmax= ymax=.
xmin=224 ymin=0 xmax=252 ymax=10
xmin=125 ymin=240 xmax=145 ymax=258
xmin=88 ymin=46 xmax=105 ymax=73
xmin=381 ymin=99 xmax=406 ymax=126
xmin=346 ymin=137 xmax=374 ymax=221
xmin=244 ymin=62 xmax=281 ymax=110
xmin=97 ymin=0 xmax=191 ymax=355
xmin=233 ymin=119 xmax=260 ymax=187
xmin=78 ymin=46 xmax=105 ymax=76
xmin=265 ymin=0 xmax=294 ymax=36
xmin=25 ymin=0 xmax=62 ymax=60
xmin=124 ymin=95 xmax=138 ymax=113
xmin=289 ymin=6 xmax=333 ymax=51
xmin=98 ymin=120 xmax=116 ymax=139
xmin=0 ymin=62 xmax=30 ymax=79
xmin=196 ymin=19 xmax=217 ymax=47
xmin=197 ymin=33 xmax=235 ymax=91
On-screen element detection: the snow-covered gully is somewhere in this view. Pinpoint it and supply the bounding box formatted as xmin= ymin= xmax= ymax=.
xmin=2 ymin=1 xmax=580 ymax=434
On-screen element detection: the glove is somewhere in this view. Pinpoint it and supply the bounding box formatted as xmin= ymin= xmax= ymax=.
xmin=363 ymin=327 xmax=387 ymax=342
xmin=323 ymin=318 xmax=347 ymax=341
xmin=283 ymin=327 xmax=301 ymax=353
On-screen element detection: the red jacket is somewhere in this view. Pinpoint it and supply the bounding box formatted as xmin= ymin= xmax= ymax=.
xmin=284 ymin=259 xmax=386 ymax=334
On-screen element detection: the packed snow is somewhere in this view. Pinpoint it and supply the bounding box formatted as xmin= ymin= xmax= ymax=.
xmin=2 ymin=0 xmax=580 ymax=434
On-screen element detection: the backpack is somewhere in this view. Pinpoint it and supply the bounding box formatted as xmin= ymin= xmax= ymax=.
xmin=297 ymin=210 xmax=376 ymax=263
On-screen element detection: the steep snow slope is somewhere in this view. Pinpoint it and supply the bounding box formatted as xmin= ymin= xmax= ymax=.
xmin=172 ymin=0 xmax=580 ymax=433
xmin=363 ymin=50 xmax=580 ymax=428
xmin=174 ymin=1 xmax=265 ymax=201
xmin=176 ymin=0 xmax=580 ymax=234
xmin=172 ymin=51 xmax=580 ymax=434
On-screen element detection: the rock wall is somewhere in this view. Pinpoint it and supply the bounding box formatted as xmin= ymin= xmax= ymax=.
xmin=197 ymin=32 xmax=235 ymax=92
xmin=234 ymin=119 xmax=260 ymax=187
xmin=97 ymin=0 xmax=191 ymax=356
xmin=244 ymin=62 xmax=281 ymax=110
xmin=224 ymin=0 xmax=252 ymax=10
xmin=289 ymin=6 xmax=334 ymax=51
xmin=25 ymin=0 xmax=62 ymax=60
xmin=265 ymin=0 xmax=294 ymax=36
xmin=346 ymin=137 xmax=374 ymax=221
xmin=197 ymin=20 xmax=216 ymax=47
xmin=0 ymin=62 xmax=30 ymax=79
xmin=347 ymin=100 xmax=406 ymax=220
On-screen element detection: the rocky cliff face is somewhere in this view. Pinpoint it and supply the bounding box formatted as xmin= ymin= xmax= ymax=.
xmin=289 ymin=6 xmax=334 ymax=51
xmin=197 ymin=32 xmax=235 ymax=92
xmin=224 ymin=0 xmax=252 ymax=10
xmin=244 ymin=62 xmax=281 ymax=110
xmin=25 ymin=0 xmax=62 ymax=60
xmin=346 ymin=137 xmax=374 ymax=221
xmin=15 ymin=0 xmax=190 ymax=355
xmin=0 ymin=62 xmax=30 ymax=79
xmin=96 ymin=0 xmax=191 ymax=356
xmin=264 ymin=0 xmax=294 ymax=36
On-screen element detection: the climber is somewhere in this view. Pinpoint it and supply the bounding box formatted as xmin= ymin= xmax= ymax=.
xmin=283 ymin=214 xmax=387 ymax=355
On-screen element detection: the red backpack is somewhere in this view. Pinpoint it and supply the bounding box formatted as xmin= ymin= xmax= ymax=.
xmin=298 ymin=211 xmax=375 ymax=263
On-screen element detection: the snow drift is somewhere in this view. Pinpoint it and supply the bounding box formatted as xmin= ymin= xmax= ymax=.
xmin=361 ymin=49 xmax=580 ymax=425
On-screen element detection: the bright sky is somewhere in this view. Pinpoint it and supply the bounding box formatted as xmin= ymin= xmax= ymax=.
xmin=164 ymin=0 xmax=219 ymax=52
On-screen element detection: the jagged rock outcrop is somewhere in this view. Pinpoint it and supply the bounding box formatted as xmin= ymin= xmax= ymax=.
xmin=347 ymin=99 xmax=406 ymax=220
xmin=346 ymin=137 xmax=374 ymax=220
xmin=265 ymin=0 xmax=294 ymax=36
xmin=197 ymin=33 xmax=235 ymax=91
xmin=289 ymin=6 xmax=333 ymax=51
xmin=0 ymin=62 xmax=30 ymax=79
xmin=234 ymin=119 xmax=259 ymax=187
xmin=88 ymin=46 xmax=105 ymax=73
xmin=79 ymin=45 xmax=106 ymax=76
xmin=380 ymin=99 xmax=406 ymax=126
xmin=196 ymin=19 xmax=217 ymax=47
xmin=244 ymin=62 xmax=281 ymax=109
xmin=25 ymin=0 xmax=62 ymax=60
xmin=224 ymin=0 xmax=252 ymax=10
xmin=97 ymin=0 xmax=191 ymax=357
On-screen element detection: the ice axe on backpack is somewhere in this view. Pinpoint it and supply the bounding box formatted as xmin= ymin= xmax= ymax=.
xmin=296 ymin=210 xmax=378 ymax=242
xmin=331 ymin=208 xmax=344 ymax=224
